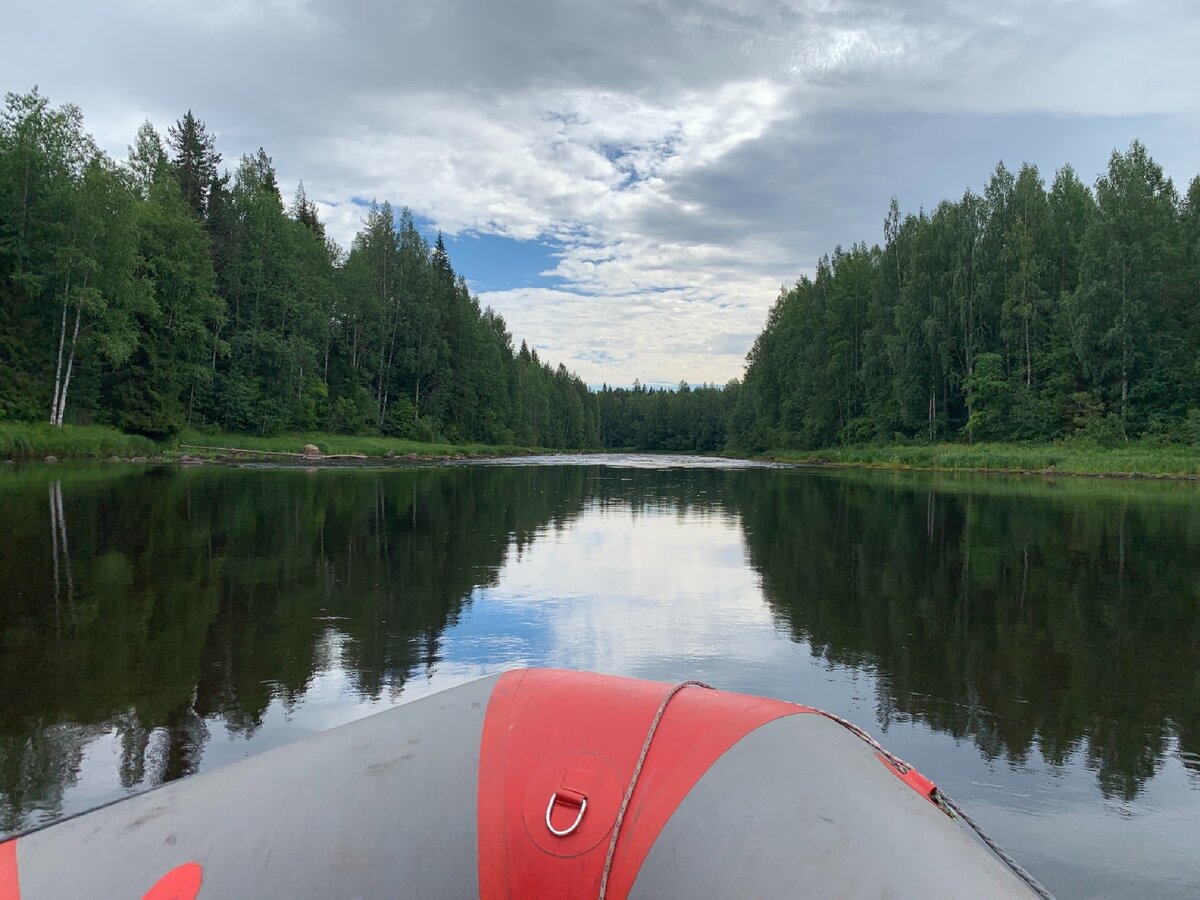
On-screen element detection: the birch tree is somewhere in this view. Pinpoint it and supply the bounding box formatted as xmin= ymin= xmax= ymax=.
xmin=50 ymin=156 xmax=146 ymax=427
xmin=1071 ymin=142 xmax=1180 ymax=432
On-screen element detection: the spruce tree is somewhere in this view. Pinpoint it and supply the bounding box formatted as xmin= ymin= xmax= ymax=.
xmin=167 ymin=111 xmax=220 ymax=219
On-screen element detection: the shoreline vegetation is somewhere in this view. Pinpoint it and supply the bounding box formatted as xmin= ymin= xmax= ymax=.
xmin=761 ymin=443 xmax=1200 ymax=479
xmin=170 ymin=429 xmax=546 ymax=461
xmin=4 ymin=89 xmax=1199 ymax=478
xmin=0 ymin=423 xmax=544 ymax=463
xmin=725 ymin=142 xmax=1200 ymax=458
xmin=1 ymin=92 xmax=601 ymax=451
xmin=3 ymin=423 xmax=1198 ymax=481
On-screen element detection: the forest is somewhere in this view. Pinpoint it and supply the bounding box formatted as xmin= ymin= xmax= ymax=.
xmin=728 ymin=142 xmax=1200 ymax=451
xmin=3 ymin=86 xmax=1199 ymax=455
xmin=0 ymin=88 xmax=599 ymax=448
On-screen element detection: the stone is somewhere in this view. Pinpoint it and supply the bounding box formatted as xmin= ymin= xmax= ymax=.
xmin=44 ymin=455 xmax=58 ymax=464
xmin=302 ymin=444 xmax=322 ymax=457
xmin=384 ymin=450 xmax=397 ymax=459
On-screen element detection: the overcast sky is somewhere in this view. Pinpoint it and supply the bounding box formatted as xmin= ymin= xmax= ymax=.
xmin=4 ymin=0 xmax=1198 ymax=386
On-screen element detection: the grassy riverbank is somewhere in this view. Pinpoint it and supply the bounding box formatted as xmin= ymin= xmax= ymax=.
xmin=0 ymin=422 xmax=549 ymax=462
xmin=0 ymin=423 xmax=158 ymax=459
xmin=6 ymin=423 xmax=1198 ymax=478
xmin=766 ymin=442 xmax=1200 ymax=478
xmin=172 ymin=429 xmax=546 ymax=460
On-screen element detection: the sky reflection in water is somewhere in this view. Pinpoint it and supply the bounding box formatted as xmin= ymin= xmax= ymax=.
xmin=2 ymin=458 xmax=1198 ymax=897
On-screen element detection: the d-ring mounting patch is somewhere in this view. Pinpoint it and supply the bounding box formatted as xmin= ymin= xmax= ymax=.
xmin=521 ymin=753 xmax=623 ymax=857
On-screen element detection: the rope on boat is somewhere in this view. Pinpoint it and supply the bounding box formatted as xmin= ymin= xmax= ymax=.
xmin=598 ymin=679 xmax=714 ymax=900
xmin=934 ymin=792 xmax=1056 ymax=900
xmin=805 ymin=706 xmax=1056 ymax=900
xmin=599 ymin=681 xmax=1056 ymax=900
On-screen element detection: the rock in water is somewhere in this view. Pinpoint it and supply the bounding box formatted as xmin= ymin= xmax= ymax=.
xmin=44 ymin=455 xmax=58 ymax=464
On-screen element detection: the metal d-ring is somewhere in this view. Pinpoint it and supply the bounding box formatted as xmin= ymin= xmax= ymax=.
xmin=545 ymin=792 xmax=587 ymax=837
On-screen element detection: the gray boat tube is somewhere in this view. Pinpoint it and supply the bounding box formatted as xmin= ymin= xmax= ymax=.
xmin=0 ymin=669 xmax=1045 ymax=899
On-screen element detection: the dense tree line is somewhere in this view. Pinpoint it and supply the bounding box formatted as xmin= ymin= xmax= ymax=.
xmin=0 ymin=89 xmax=599 ymax=446
xmin=596 ymin=380 xmax=736 ymax=452
xmin=10 ymin=88 xmax=1194 ymax=456
xmin=730 ymin=142 xmax=1200 ymax=451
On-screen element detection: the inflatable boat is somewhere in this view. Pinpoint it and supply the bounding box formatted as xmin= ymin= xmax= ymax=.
xmin=0 ymin=669 xmax=1047 ymax=898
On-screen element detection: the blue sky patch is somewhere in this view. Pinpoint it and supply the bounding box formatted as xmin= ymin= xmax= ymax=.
xmin=345 ymin=201 xmax=566 ymax=294
xmin=438 ymin=229 xmax=566 ymax=293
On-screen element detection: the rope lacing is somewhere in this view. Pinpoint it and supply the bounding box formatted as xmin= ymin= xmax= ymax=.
xmin=597 ymin=680 xmax=714 ymax=900
xmin=597 ymin=681 xmax=1056 ymax=900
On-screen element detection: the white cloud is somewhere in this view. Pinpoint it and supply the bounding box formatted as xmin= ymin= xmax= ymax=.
xmin=459 ymin=501 xmax=800 ymax=681
xmin=4 ymin=0 xmax=1198 ymax=384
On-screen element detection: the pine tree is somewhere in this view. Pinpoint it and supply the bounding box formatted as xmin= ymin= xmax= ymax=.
xmin=167 ymin=111 xmax=220 ymax=219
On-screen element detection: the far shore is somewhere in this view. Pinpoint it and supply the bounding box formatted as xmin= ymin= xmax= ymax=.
xmin=3 ymin=423 xmax=1199 ymax=481
xmin=761 ymin=442 xmax=1200 ymax=481
xmin=0 ymin=424 xmax=552 ymax=466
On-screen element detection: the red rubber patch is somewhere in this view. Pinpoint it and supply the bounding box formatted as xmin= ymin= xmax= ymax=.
xmin=142 ymin=861 xmax=203 ymax=900
xmin=0 ymin=840 xmax=18 ymax=900
xmin=477 ymin=669 xmax=811 ymax=899
xmin=876 ymin=753 xmax=939 ymax=803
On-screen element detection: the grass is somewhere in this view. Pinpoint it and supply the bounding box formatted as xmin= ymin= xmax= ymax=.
xmin=5 ymin=422 xmax=1197 ymax=479
xmin=0 ymin=422 xmax=158 ymax=460
xmin=765 ymin=441 xmax=1200 ymax=478
xmin=0 ymin=422 xmax=550 ymax=462
xmin=172 ymin=429 xmax=548 ymax=460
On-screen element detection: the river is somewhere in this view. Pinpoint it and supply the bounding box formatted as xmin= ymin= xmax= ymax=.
xmin=1 ymin=456 xmax=1198 ymax=897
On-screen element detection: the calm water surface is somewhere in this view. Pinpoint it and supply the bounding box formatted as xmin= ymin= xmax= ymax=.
xmin=2 ymin=457 xmax=1198 ymax=897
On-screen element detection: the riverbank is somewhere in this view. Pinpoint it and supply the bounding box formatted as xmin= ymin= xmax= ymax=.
xmin=0 ymin=423 xmax=159 ymax=460
xmin=6 ymin=424 xmax=1198 ymax=479
xmin=172 ymin=430 xmax=548 ymax=462
xmin=764 ymin=442 xmax=1200 ymax=478
xmin=0 ymin=423 xmax=549 ymax=462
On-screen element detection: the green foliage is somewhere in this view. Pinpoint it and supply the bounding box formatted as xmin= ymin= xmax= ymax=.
xmin=1069 ymin=413 xmax=1127 ymax=449
xmin=167 ymin=111 xmax=219 ymax=218
xmin=1183 ymin=410 xmax=1200 ymax=447
xmin=0 ymin=89 xmax=600 ymax=450
xmin=963 ymin=353 xmax=1009 ymax=441
xmin=382 ymin=395 xmax=417 ymax=438
xmin=596 ymin=380 xmax=735 ymax=451
xmin=731 ymin=142 xmax=1197 ymax=454
xmin=329 ymin=387 xmax=373 ymax=436
xmin=769 ymin=441 xmax=1200 ymax=477
xmin=8 ymin=88 xmax=1195 ymax=463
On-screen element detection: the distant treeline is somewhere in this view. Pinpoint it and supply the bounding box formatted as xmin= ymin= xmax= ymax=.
xmin=728 ymin=142 xmax=1200 ymax=450
xmin=596 ymin=381 xmax=735 ymax=452
xmin=0 ymin=88 xmax=598 ymax=447
xmin=584 ymin=141 xmax=1200 ymax=454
